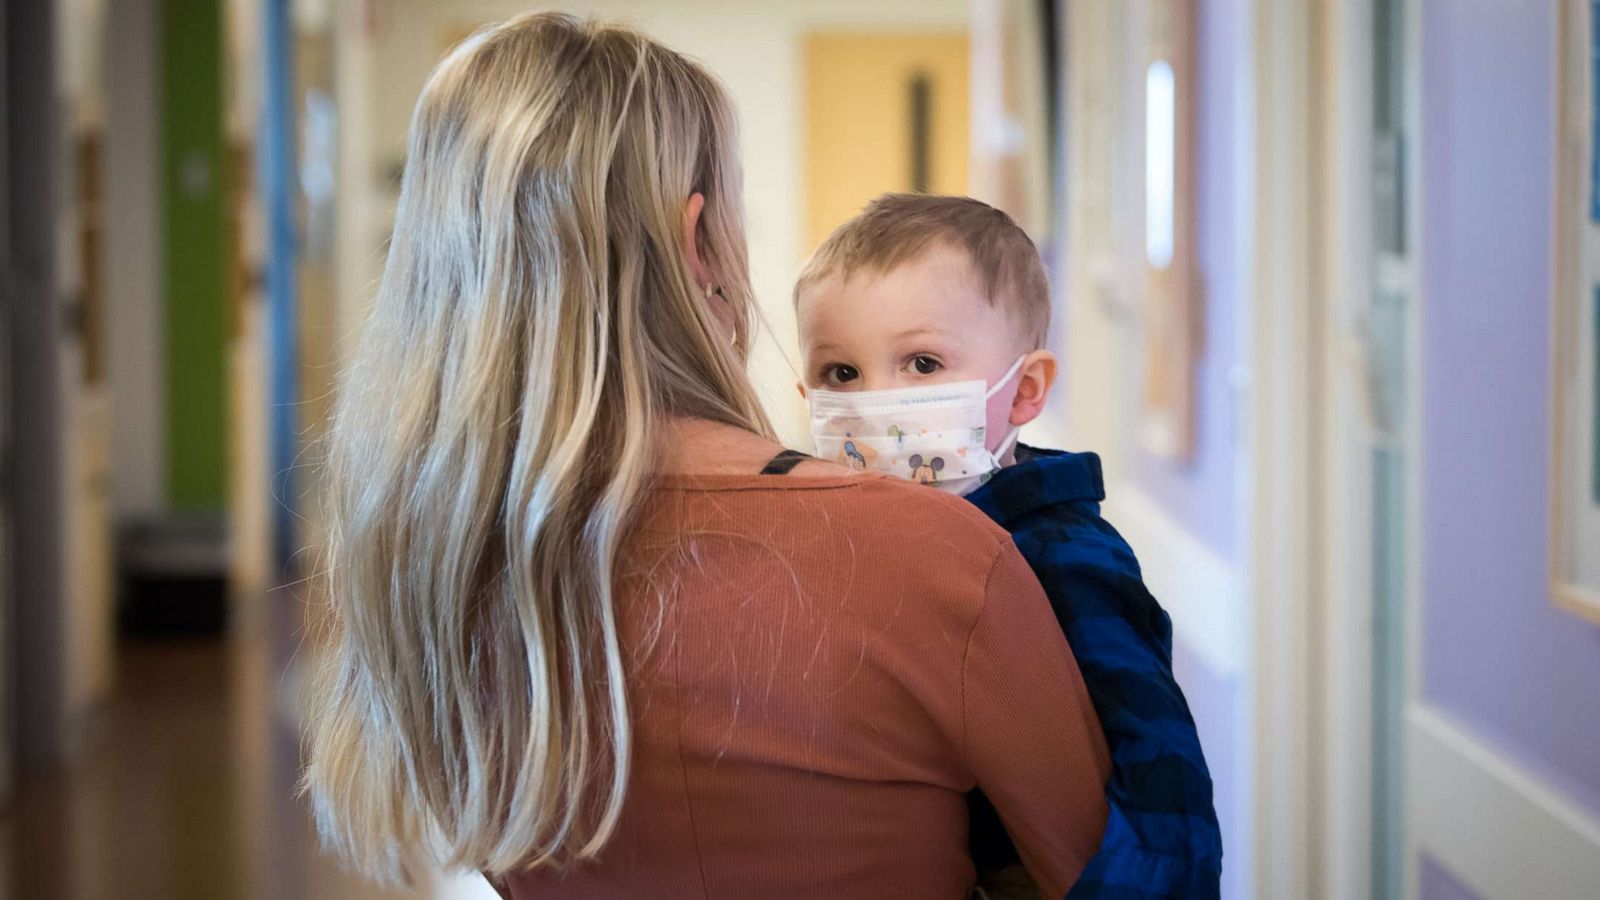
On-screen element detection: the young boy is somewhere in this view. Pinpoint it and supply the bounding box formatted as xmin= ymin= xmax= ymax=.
xmin=794 ymin=194 xmax=1222 ymax=899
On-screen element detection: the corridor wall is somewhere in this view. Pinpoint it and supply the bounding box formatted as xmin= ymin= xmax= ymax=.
xmin=1415 ymin=1 xmax=1600 ymax=897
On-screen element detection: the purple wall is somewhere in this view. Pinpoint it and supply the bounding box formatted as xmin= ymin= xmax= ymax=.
xmin=1420 ymin=0 xmax=1600 ymax=825
xmin=1129 ymin=0 xmax=1242 ymax=562
xmin=1421 ymin=857 xmax=1483 ymax=900
xmin=1171 ymin=644 xmax=1242 ymax=900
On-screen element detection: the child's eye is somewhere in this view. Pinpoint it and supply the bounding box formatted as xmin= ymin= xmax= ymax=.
xmin=910 ymin=355 xmax=943 ymax=375
xmin=822 ymin=364 xmax=860 ymax=386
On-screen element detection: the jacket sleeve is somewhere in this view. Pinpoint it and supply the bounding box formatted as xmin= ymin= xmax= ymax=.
xmin=1023 ymin=518 xmax=1225 ymax=899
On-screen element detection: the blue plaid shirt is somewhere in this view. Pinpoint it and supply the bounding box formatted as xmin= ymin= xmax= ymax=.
xmin=965 ymin=445 xmax=1222 ymax=900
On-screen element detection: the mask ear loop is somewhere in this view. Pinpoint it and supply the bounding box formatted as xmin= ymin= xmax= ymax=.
xmin=993 ymin=425 xmax=1022 ymax=461
xmin=983 ymin=354 xmax=1031 ymax=400
xmin=985 ymin=354 xmax=1031 ymax=461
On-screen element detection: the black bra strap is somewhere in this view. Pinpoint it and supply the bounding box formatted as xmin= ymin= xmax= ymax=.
xmin=759 ymin=449 xmax=811 ymax=475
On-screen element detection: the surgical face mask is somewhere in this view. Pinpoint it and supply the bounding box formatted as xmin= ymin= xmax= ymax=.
xmin=808 ymin=356 xmax=1026 ymax=496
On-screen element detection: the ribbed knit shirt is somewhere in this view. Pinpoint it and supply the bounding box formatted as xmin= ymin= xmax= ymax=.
xmin=500 ymin=471 xmax=1111 ymax=899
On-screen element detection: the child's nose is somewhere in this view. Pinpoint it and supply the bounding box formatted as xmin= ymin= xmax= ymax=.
xmin=859 ymin=369 xmax=918 ymax=392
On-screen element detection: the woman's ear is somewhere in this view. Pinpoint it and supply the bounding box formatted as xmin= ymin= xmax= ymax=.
xmin=682 ymin=192 xmax=710 ymax=288
xmin=1008 ymin=349 xmax=1059 ymax=428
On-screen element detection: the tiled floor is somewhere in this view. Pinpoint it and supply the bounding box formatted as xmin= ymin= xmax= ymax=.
xmin=0 ymin=631 xmax=425 ymax=900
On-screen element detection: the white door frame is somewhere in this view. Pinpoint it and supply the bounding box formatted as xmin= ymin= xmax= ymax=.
xmin=1246 ymin=0 xmax=1320 ymax=896
xmin=1304 ymin=1 xmax=1426 ymax=898
xmin=1313 ymin=0 xmax=1379 ymax=894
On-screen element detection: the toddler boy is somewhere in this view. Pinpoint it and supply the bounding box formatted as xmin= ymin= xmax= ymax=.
xmin=795 ymin=194 xmax=1222 ymax=899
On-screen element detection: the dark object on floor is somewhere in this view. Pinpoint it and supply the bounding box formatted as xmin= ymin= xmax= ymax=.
xmin=117 ymin=514 xmax=231 ymax=636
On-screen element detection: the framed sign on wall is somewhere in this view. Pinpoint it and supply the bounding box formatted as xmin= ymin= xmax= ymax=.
xmin=1138 ymin=0 xmax=1200 ymax=462
xmin=1551 ymin=0 xmax=1600 ymax=622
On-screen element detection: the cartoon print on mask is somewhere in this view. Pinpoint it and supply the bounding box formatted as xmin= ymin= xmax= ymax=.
xmin=808 ymin=355 xmax=1027 ymax=496
xmin=839 ymin=433 xmax=879 ymax=471
xmin=907 ymin=454 xmax=945 ymax=485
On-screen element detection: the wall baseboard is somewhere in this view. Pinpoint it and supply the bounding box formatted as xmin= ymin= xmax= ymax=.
xmin=1103 ymin=485 xmax=1246 ymax=680
xmin=1408 ymin=705 xmax=1600 ymax=900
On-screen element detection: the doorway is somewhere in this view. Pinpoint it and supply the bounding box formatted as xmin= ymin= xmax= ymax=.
xmin=1365 ymin=2 xmax=1415 ymax=896
xmin=1317 ymin=0 xmax=1420 ymax=897
xmin=802 ymin=30 xmax=971 ymax=253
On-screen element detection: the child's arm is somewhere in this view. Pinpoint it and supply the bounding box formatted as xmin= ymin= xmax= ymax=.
xmin=1024 ymin=515 xmax=1224 ymax=899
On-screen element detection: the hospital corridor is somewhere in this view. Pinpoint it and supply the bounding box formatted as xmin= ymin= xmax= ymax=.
xmin=1 ymin=1 xmax=1597 ymax=899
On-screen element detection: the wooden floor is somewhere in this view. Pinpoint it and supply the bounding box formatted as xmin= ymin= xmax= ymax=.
xmin=0 ymin=634 xmax=425 ymax=900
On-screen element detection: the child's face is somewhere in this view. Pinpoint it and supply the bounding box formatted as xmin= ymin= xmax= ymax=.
xmin=796 ymin=244 xmax=1032 ymax=452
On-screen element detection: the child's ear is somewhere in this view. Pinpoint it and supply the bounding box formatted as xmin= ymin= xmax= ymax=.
xmin=1008 ymin=349 xmax=1058 ymax=428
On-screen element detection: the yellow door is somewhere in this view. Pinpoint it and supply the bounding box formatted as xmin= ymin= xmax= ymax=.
xmin=803 ymin=32 xmax=970 ymax=254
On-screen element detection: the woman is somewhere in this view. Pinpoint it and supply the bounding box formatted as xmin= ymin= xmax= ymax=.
xmin=303 ymin=13 xmax=1109 ymax=899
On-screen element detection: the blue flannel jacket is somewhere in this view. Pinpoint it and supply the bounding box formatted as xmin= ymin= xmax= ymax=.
xmin=964 ymin=445 xmax=1222 ymax=900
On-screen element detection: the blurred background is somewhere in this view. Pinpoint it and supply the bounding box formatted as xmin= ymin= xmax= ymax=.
xmin=2 ymin=1 xmax=1598 ymax=898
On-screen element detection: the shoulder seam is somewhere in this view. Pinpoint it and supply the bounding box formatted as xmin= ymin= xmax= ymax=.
xmin=959 ymin=536 xmax=1012 ymax=774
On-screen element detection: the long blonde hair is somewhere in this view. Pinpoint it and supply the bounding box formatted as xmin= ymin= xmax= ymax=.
xmin=303 ymin=13 xmax=771 ymax=883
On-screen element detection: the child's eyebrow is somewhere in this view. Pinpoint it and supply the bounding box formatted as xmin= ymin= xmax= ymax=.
xmin=892 ymin=326 xmax=950 ymax=342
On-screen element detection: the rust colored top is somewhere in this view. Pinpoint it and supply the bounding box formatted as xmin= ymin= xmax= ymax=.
xmin=501 ymin=472 xmax=1110 ymax=899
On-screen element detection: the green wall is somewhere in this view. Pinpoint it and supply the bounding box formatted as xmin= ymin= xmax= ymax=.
xmin=160 ymin=0 xmax=229 ymax=508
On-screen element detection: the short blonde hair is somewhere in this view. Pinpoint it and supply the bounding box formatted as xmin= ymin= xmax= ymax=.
xmin=795 ymin=194 xmax=1051 ymax=347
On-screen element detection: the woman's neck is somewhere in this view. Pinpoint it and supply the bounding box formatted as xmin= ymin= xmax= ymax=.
xmin=656 ymin=416 xmax=783 ymax=476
